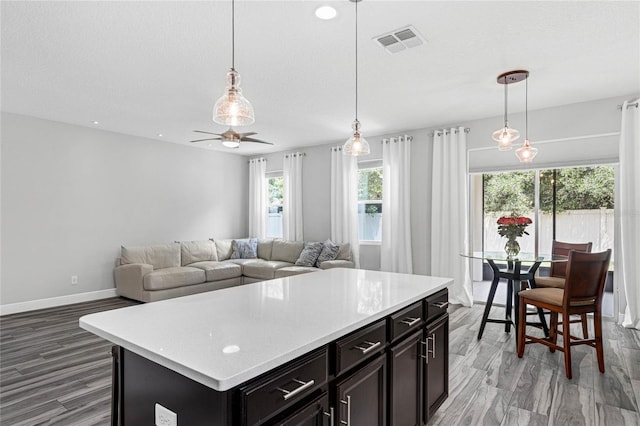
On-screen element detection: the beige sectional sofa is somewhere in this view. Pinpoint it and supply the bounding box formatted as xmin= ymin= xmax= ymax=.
xmin=115 ymin=238 xmax=354 ymax=302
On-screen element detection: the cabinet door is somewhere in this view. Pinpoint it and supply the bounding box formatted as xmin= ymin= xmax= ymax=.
xmin=423 ymin=313 xmax=449 ymax=423
xmin=277 ymin=393 xmax=330 ymax=426
xmin=335 ymin=354 xmax=386 ymax=426
xmin=388 ymin=330 xmax=422 ymax=426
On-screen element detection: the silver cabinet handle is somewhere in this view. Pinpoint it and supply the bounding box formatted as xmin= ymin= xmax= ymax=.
xmin=353 ymin=340 xmax=381 ymax=354
xmin=323 ymin=407 xmax=334 ymax=426
xmin=433 ymin=301 xmax=449 ymax=309
xmin=276 ymin=378 xmax=315 ymax=401
xmin=340 ymin=395 xmax=351 ymax=426
xmin=421 ymin=334 xmax=436 ymax=364
xmin=400 ymin=317 xmax=421 ymax=327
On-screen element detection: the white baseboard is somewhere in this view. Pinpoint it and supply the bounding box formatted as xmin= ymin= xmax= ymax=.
xmin=0 ymin=288 xmax=118 ymax=316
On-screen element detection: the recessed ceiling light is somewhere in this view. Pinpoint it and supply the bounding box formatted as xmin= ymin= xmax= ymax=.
xmin=158 ymin=133 xmax=163 ymax=137
xmin=91 ymin=120 xmax=99 ymax=125
xmin=315 ymin=5 xmax=337 ymax=20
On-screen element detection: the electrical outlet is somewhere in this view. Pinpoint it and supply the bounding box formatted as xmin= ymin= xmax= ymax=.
xmin=71 ymin=275 xmax=78 ymax=285
xmin=155 ymin=403 xmax=177 ymax=426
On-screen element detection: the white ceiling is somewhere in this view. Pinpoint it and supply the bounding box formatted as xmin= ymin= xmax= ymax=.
xmin=2 ymin=1 xmax=639 ymax=155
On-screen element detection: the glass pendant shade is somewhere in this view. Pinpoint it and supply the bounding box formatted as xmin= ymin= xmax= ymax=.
xmin=343 ymin=119 xmax=370 ymax=156
xmin=515 ymin=139 xmax=538 ymax=163
xmin=492 ymin=125 xmax=520 ymax=151
xmin=213 ymin=69 xmax=255 ymax=126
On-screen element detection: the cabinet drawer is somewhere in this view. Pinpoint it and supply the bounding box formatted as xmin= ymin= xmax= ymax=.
xmin=239 ymin=348 xmax=328 ymax=426
xmin=424 ymin=289 xmax=449 ymax=323
xmin=389 ymin=301 xmax=423 ymax=343
xmin=334 ymin=319 xmax=386 ymax=376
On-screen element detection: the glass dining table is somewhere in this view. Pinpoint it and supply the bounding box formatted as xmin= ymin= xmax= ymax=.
xmin=461 ymin=251 xmax=569 ymax=341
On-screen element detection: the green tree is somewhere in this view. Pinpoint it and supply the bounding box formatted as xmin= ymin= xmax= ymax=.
xmin=483 ymin=171 xmax=535 ymax=214
xmin=268 ymin=177 xmax=283 ymax=206
xmin=359 ymin=168 xmax=383 ymax=201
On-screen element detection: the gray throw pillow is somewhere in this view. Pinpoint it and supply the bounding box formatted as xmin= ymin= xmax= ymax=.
xmin=295 ymin=242 xmax=323 ymax=267
xmin=230 ymin=238 xmax=258 ymax=259
xmin=315 ymin=240 xmax=340 ymax=266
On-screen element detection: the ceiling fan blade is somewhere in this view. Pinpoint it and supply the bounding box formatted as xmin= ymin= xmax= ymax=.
xmin=189 ymin=137 xmax=222 ymax=143
xmin=193 ymin=130 xmax=223 ymax=136
xmin=237 ymin=132 xmax=257 ymax=137
xmin=242 ymin=137 xmax=274 ymax=145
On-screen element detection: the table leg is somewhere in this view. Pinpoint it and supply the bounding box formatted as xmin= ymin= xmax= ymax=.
xmin=505 ymin=279 xmax=513 ymax=333
xmin=478 ymin=261 xmax=501 ymax=340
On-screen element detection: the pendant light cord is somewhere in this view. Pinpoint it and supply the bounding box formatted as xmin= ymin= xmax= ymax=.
xmin=355 ymin=0 xmax=359 ymax=120
xmin=504 ymin=80 xmax=508 ymax=125
xmin=525 ymin=76 xmax=528 ymax=139
xmin=231 ymin=0 xmax=235 ymax=70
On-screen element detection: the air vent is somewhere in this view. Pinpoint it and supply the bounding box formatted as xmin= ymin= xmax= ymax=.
xmin=373 ymin=25 xmax=424 ymax=54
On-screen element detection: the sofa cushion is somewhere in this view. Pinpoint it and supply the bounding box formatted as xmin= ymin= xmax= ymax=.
xmin=271 ymin=240 xmax=305 ymax=263
xmin=275 ymin=266 xmax=319 ymax=278
xmin=243 ymin=260 xmax=294 ymax=280
xmin=230 ymin=238 xmax=258 ymax=259
xmin=214 ymin=239 xmax=234 ymax=261
xmin=143 ymin=266 xmax=205 ymax=291
xmin=295 ymin=242 xmax=323 ymax=267
xmin=336 ymin=242 xmax=352 ymax=261
xmin=257 ymin=239 xmax=274 ymax=260
xmin=316 ymin=240 xmax=340 ymax=266
xmin=122 ymin=244 xmax=180 ymax=269
xmin=180 ymin=240 xmax=218 ymax=266
xmin=189 ymin=261 xmax=242 ymax=281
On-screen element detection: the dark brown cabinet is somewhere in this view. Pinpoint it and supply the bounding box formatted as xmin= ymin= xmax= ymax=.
xmin=388 ymin=330 xmax=422 ymax=426
xmin=423 ymin=313 xmax=449 ymax=422
xmin=335 ymin=354 xmax=387 ymax=426
xmin=276 ymin=393 xmax=330 ymax=426
xmin=112 ymin=289 xmax=449 ymax=426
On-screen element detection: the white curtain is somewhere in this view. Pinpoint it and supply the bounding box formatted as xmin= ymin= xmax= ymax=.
xmin=381 ymin=136 xmax=413 ymax=273
xmin=283 ymin=152 xmax=304 ymax=241
xmin=431 ymin=127 xmax=473 ymax=306
xmin=618 ymin=99 xmax=640 ymax=329
xmin=330 ymin=146 xmax=360 ymax=268
xmin=248 ymin=158 xmax=267 ymax=238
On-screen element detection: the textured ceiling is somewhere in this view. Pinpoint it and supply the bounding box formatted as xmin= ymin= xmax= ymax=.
xmin=2 ymin=1 xmax=639 ymax=155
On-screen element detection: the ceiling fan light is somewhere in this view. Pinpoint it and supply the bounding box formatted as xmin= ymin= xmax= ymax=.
xmin=343 ymin=119 xmax=370 ymax=156
xmin=213 ymin=69 xmax=255 ymax=126
xmin=221 ymin=139 xmax=241 ymax=148
xmin=515 ymin=139 xmax=538 ymax=163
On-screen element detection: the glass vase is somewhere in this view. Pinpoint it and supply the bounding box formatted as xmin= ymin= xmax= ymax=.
xmin=504 ymin=238 xmax=520 ymax=259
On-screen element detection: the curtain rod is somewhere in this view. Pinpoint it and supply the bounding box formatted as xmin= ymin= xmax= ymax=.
xmin=284 ymin=152 xmax=306 ymax=158
xmin=431 ymin=127 xmax=471 ymax=137
xmin=247 ymin=157 xmax=266 ymax=163
xmin=617 ymin=101 xmax=639 ymax=110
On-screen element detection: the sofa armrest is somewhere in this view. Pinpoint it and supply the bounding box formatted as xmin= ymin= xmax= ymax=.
xmin=318 ymin=260 xmax=355 ymax=270
xmin=114 ymin=263 xmax=153 ymax=301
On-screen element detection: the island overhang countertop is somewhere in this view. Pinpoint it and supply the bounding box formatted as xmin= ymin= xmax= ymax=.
xmin=80 ymin=268 xmax=452 ymax=391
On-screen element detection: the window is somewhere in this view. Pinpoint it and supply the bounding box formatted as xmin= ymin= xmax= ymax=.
xmin=267 ymin=175 xmax=283 ymax=238
xmin=482 ymin=166 xmax=614 ymax=257
xmin=358 ymin=167 xmax=382 ymax=241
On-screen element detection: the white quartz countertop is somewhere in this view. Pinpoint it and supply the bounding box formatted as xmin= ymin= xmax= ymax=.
xmin=80 ymin=268 xmax=452 ymax=391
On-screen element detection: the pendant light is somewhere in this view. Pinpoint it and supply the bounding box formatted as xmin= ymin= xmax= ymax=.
xmin=213 ymin=0 xmax=255 ymax=127
xmin=343 ymin=0 xmax=370 ymax=156
xmin=515 ymin=71 xmax=538 ymax=163
xmin=492 ymin=70 xmax=526 ymax=151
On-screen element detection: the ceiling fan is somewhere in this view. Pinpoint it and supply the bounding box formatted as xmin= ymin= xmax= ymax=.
xmin=190 ymin=128 xmax=273 ymax=149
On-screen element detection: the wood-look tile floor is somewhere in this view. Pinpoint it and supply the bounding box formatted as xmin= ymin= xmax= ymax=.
xmin=1 ymin=298 xmax=639 ymax=425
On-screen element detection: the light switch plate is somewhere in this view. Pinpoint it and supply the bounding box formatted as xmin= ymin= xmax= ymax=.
xmin=155 ymin=403 xmax=177 ymax=426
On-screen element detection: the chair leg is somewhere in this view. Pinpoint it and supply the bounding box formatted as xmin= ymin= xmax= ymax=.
xmin=563 ymin=314 xmax=573 ymax=379
xmin=549 ymin=312 xmax=558 ymax=353
xmin=581 ymin=313 xmax=589 ymax=339
xmin=517 ymin=296 xmax=526 ymax=358
xmin=594 ymin=310 xmax=605 ymax=374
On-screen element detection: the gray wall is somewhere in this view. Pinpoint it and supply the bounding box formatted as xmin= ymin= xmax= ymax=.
xmin=1 ymin=112 xmax=248 ymax=305
xmin=258 ymin=94 xmax=635 ymax=275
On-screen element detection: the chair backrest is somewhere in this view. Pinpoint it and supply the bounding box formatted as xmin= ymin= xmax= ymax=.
xmin=550 ymin=240 xmax=593 ymax=278
xmin=562 ymin=249 xmax=611 ymax=309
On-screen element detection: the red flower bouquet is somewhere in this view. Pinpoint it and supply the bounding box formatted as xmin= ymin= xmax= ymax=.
xmin=497 ymin=214 xmax=532 ymax=258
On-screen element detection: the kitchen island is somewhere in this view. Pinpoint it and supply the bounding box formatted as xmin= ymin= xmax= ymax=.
xmin=81 ymin=268 xmax=452 ymax=425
